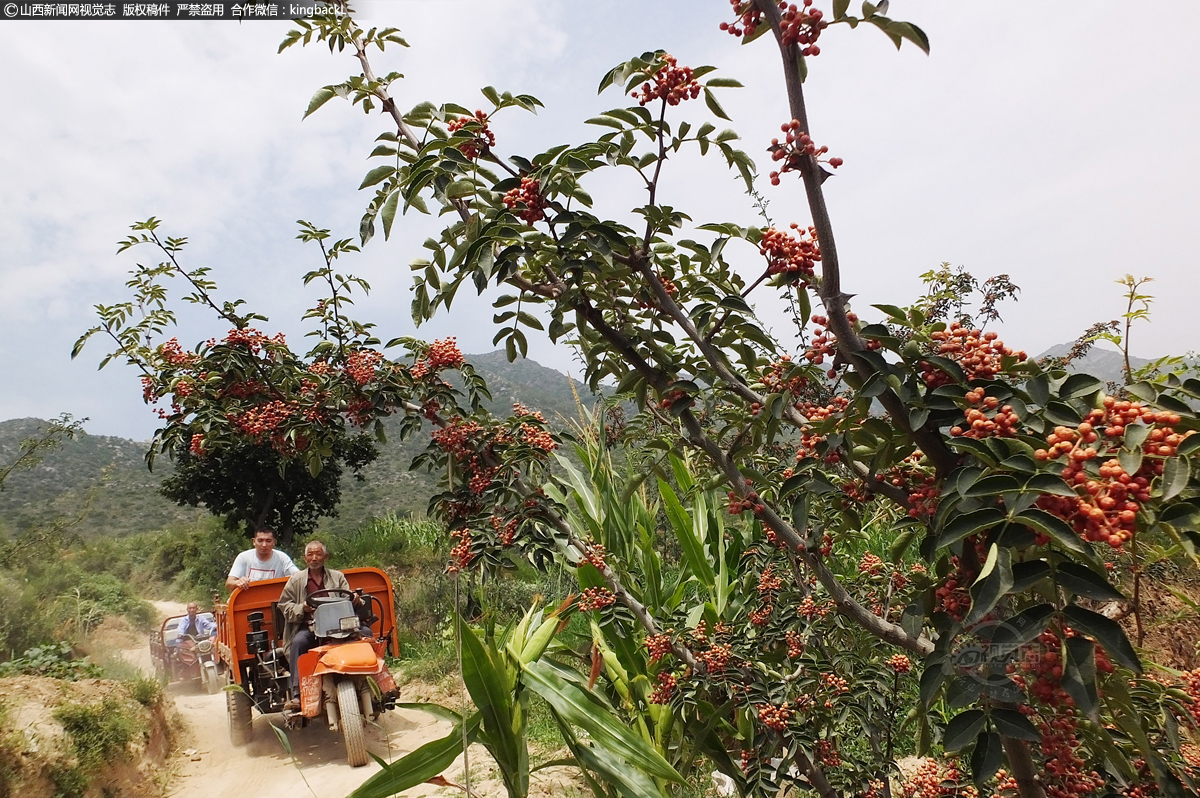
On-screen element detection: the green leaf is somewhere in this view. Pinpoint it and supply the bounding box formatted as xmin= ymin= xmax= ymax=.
xmin=1009 ymin=560 xmax=1050 ymax=593
xmin=963 ymin=474 xmax=1021 ymax=499
xmin=304 ymin=85 xmax=338 ymax=119
xmin=457 ymin=619 xmax=522 ymax=780
xmin=937 ymin=508 xmax=1006 ymax=550
xmin=359 ymin=165 xmax=394 ymax=190
xmin=1159 ymin=457 xmax=1189 ymax=501
xmin=349 ymin=718 xmax=475 ymax=798
xmin=703 ymin=88 xmax=730 ymax=121
xmin=965 ymin=545 xmax=1013 ymax=626
xmin=1055 ymin=562 xmax=1126 ymax=602
xmin=1015 ymin=509 xmax=1095 ymax=560
xmin=969 ymin=731 xmax=1003 ymax=787
xmin=1118 ymin=446 xmax=1143 ymax=477
xmin=990 ymin=708 xmax=1039 ymax=742
xmin=1061 ymin=605 xmax=1142 ymax=673
xmin=944 ymin=709 xmax=986 ymax=752
xmin=704 ymin=77 xmax=743 ymax=88
xmin=1023 ymin=473 xmax=1078 ymax=498
xmin=523 ymin=660 xmax=683 ymax=783
xmin=658 ymin=478 xmax=715 ymax=588
xmin=380 ymin=190 xmax=400 ymax=240
xmin=1061 ymin=635 xmax=1099 ymax=721
xmin=446 ymin=179 xmax=477 ymax=199
xmin=833 ymin=0 xmax=850 ymax=18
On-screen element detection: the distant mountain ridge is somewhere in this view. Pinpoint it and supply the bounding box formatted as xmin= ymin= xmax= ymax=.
xmin=1034 ymin=344 xmax=1152 ymax=385
xmin=0 ymin=351 xmax=598 ymax=537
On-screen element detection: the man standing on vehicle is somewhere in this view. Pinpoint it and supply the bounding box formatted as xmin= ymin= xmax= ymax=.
xmin=225 ymin=527 xmax=298 ymax=592
xmin=277 ymin=539 xmax=361 ymax=711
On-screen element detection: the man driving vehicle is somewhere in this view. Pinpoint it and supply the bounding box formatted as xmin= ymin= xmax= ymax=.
xmin=277 ymin=539 xmax=364 ymax=711
xmin=172 ymin=602 xmax=217 ymax=648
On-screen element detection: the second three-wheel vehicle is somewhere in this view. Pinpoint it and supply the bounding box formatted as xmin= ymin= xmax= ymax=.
xmin=213 ymin=567 xmax=400 ymax=766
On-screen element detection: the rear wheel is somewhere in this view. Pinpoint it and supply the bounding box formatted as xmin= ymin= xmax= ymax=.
xmin=336 ymin=678 xmax=368 ymax=767
xmin=227 ymin=687 xmax=253 ymax=746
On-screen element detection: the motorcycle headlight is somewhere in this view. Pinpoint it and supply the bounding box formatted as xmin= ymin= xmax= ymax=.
xmin=197 ymin=639 xmax=213 ymax=654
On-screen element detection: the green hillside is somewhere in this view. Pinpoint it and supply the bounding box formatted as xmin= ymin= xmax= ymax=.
xmin=0 ymin=352 xmax=598 ymax=538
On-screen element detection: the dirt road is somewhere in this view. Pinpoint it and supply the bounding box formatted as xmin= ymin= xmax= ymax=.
xmin=137 ymin=602 xmax=462 ymax=798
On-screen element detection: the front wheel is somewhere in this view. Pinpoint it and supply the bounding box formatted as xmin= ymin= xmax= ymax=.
xmin=203 ymin=662 xmax=221 ymax=694
xmin=227 ymin=687 xmax=253 ymax=746
xmin=336 ymin=678 xmax=368 ymax=767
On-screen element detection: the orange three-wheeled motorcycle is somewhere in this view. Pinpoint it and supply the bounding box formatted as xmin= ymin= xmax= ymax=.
xmin=213 ymin=567 xmax=400 ymax=766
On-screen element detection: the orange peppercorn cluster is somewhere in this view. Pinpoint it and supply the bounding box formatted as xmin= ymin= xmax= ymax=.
xmin=577 ymin=586 xmax=617 ymax=612
xmin=446 ymin=110 xmax=495 ymax=160
xmin=820 ymin=671 xmax=849 ymax=694
xmin=720 ymin=0 xmax=828 ymax=57
xmin=1034 ymin=399 xmax=1189 ymax=550
xmin=224 ymin=327 xmax=272 ymax=353
xmin=519 ymin=422 xmax=558 ymax=452
xmin=502 ymin=177 xmax=547 ymax=225
xmin=886 ymin=654 xmax=912 ymax=674
xmin=814 ymin=739 xmax=841 ymax=768
xmin=158 ymin=337 xmax=198 ymax=366
xmin=344 ymin=349 xmax=384 ymax=385
xmin=697 ymin=642 xmax=734 ymax=674
xmin=785 ymin=629 xmax=805 ymax=658
xmin=760 ymin=355 xmax=808 ymax=397
xmin=769 ymin=120 xmax=842 ymax=186
xmin=950 ymin=388 xmax=1021 ymax=439
xmin=797 ymin=595 xmax=832 ymax=620
xmin=630 ymin=54 xmax=702 ymax=107
xmin=228 ymin=400 xmax=295 ymax=442
xmin=803 ymin=313 xmax=838 ymax=366
xmin=858 ymin=552 xmax=885 ymax=576
xmin=920 ymin=323 xmax=1026 ymax=387
xmin=189 ymin=433 xmax=206 ymax=457
xmin=898 ymin=758 xmax=976 ymax=798
xmin=489 ymin=513 xmax=519 ymax=546
xmin=759 ymin=224 xmax=820 ymax=280
xmin=757 ymin=701 xmax=794 ymax=732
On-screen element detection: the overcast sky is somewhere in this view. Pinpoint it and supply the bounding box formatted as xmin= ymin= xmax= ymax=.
xmin=2 ymin=2 xmax=1198 ymax=441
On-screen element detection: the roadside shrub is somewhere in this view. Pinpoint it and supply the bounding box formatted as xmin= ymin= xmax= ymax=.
xmin=53 ymin=696 xmax=135 ymax=773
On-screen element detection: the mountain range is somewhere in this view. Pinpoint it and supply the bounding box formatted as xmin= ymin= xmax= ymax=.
xmin=0 ymin=344 xmax=1161 ymax=539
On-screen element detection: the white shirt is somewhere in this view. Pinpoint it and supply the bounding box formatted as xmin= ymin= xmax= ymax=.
xmin=228 ymin=549 xmax=299 ymax=582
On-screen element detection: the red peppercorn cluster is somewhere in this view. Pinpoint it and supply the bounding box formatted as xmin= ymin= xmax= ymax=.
xmin=157 ymin=337 xmax=198 ymax=366
xmin=430 ymin=419 xmax=483 ymax=458
xmin=502 ymin=177 xmax=547 ymax=225
xmin=757 ymin=564 xmax=784 ymax=595
xmin=413 ymin=337 xmax=465 ymax=380
xmin=519 ymin=422 xmax=558 ymax=452
xmin=779 ymin=0 xmax=827 ymax=53
xmin=489 ymin=513 xmax=519 ymax=546
xmin=898 ymin=758 xmax=976 ymax=798
xmin=448 ymin=529 xmax=473 ymax=573
xmin=189 ymin=433 xmax=206 ymax=457
xmin=858 ymin=552 xmax=885 ymax=576
xmin=814 ymin=739 xmax=841 ymax=768
xmin=920 ymin=323 xmax=1026 ymax=387
xmin=769 ymin=120 xmax=842 ymax=186
xmin=577 ymin=586 xmax=617 ymax=612
xmin=727 ymin=478 xmax=765 ymax=515
xmin=760 ymin=355 xmax=808 ymax=397
xmin=649 ymin=672 xmax=677 ymax=704
xmin=886 ymin=654 xmax=912 ymax=674
xmin=949 ymin=388 xmax=1021 ymax=439
xmin=720 ymin=0 xmax=764 ymax=38
xmin=1035 ymin=399 xmax=1189 ymax=549
xmin=228 ymin=400 xmax=295 ymax=442
xmin=645 ymin=633 xmax=673 ymax=663
xmin=224 ymin=327 xmax=271 ymax=353
xmin=797 ymin=595 xmax=832 ymax=620
xmin=631 ymin=53 xmax=702 ymax=107
xmin=820 ymin=671 xmax=849 ymax=694
xmin=446 ymin=110 xmax=496 ymax=160
xmin=698 ymin=642 xmax=733 ymax=673
xmin=344 ymin=349 xmax=384 ymax=386
xmin=757 ymin=701 xmax=794 ymax=732
xmin=759 ymin=224 xmax=820 ymax=280
xmin=785 ymin=630 xmax=805 ymax=658
xmin=933 ymin=555 xmax=976 ymax=622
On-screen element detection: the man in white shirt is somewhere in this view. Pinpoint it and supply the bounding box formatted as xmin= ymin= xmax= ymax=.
xmin=225 ymin=527 xmax=298 ymax=591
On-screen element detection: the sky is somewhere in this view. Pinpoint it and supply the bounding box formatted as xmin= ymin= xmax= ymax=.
xmin=2 ymin=2 xmax=1198 ymax=441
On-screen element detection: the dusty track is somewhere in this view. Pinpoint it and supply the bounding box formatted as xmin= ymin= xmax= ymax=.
xmin=135 ymin=601 xmax=459 ymax=798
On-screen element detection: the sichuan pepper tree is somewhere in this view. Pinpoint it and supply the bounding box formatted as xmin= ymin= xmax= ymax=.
xmin=279 ymin=2 xmax=1200 ymax=796
xmin=79 ymin=1 xmax=1200 ymax=796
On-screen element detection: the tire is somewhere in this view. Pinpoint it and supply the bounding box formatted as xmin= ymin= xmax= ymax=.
xmin=227 ymin=687 xmax=253 ymax=746
xmin=204 ymin=663 xmax=221 ymax=694
xmin=336 ymin=678 xmax=368 ymax=767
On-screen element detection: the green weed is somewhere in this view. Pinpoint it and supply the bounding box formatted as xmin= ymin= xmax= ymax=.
xmin=53 ymin=697 xmax=135 ymax=773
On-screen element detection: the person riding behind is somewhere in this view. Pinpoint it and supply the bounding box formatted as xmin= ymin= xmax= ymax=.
xmin=172 ymin=601 xmax=217 ymax=648
xmin=225 ymin=527 xmax=298 ymax=592
xmin=277 ymin=539 xmax=364 ymax=712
